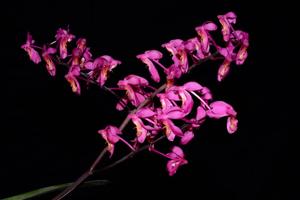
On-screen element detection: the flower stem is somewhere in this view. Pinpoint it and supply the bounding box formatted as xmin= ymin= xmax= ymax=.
xmin=52 ymin=148 xmax=107 ymax=200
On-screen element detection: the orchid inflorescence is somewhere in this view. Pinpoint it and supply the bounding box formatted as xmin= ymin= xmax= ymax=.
xmin=21 ymin=11 xmax=248 ymax=176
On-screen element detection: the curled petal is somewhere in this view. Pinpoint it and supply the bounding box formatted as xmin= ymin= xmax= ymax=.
xmin=227 ymin=116 xmax=238 ymax=134
xmin=65 ymin=74 xmax=81 ymax=95
xmin=218 ymin=60 xmax=231 ymax=82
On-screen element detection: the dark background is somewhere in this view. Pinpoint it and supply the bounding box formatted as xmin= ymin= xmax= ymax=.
xmin=1 ymin=1 xmax=295 ymax=199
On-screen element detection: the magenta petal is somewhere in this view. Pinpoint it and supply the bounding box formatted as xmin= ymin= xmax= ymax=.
xmin=180 ymin=131 xmax=194 ymax=145
xmin=167 ymin=132 xmax=176 ymax=141
xmin=30 ymin=48 xmax=42 ymax=64
xmin=137 ymin=130 xmax=147 ymax=143
xmin=183 ymin=82 xmax=203 ymax=91
xmin=84 ymin=61 xmax=95 ymax=70
xmin=136 ymin=108 xmax=156 ymax=118
xmin=217 ymin=61 xmax=231 ymax=82
xmin=165 ymin=107 xmax=185 ymax=119
xmin=172 ymin=146 xmax=184 ymax=158
xmin=207 ymin=101 xmax=236 ymax=119
xmin=203 ymin=22 xmax=218 ymax=31
xmin=225 ymin=12 xmax=237 ymax=24
xmin=125 ymin=75 xmax=149 ymax=86
xmin=138 ymin=58 xmax=161 ymax=82
xmin=196 ymin=106 xmax=206 ymax=121
xmin=166 ymin=160 xmax=178 ymax=176
xmin=227 ymin=116 xmax=238 ymax=134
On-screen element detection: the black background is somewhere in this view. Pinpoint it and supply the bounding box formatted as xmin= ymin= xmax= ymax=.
xmin=1 ymin=1 xmax=295 ymax=199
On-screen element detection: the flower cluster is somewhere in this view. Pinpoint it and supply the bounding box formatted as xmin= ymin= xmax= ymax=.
xmin=21 ymin=11 xmax=248 ymax=176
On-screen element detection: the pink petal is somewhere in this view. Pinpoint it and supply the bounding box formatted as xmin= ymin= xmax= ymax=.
xmin=196 ymin=106 xmax=206 ymax=121
xmin=207 ymin=101 xmax=236 ymax=119
xmin=165 ymin=107 xmax=185 ymax=119
xmin=217 ymin=60 xmax=231 ymax=82
xmin=203 ymin=22 xmax=218 ymax=31
xmin=136 ymin=107 xmax=156 ymax=118
xmin=180 ymin=131 xmax=194 ymax=145
xmin=29 ymin=48 xmax=42 ymax=64
xmin=227 ymin=116 xmax=238 ymax=134
xmin=125 ymin=75 xmax=149 ymax=86
xmin=183 ymin=82 xmax=203 ymax=91
xmin=172 ymin=146 xmax=185 ymax=158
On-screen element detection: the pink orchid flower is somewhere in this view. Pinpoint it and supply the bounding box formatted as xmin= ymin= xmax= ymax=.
xmin=65 ymin=65 xmax=81 ymax=95
xmin=137 ymin=50 xmax=164 ymax=83
xmin=130 ymin=111 xmax=158 ymax=143
xmin=162 ymin=39 xmax=189 ymax=73
xmin=71 ymin=48 xmax=82 ymax=66
xmin=21 ymin=33 xmax=41 ymax=64
xmin=206 ymin=101 xmax=238 ymax=134
xmin=217 ymin=43 xmax=236 ymax=81
xmin=217 ymin=12 xmax=237 ymax=42
xmin=156 ymin=107 xmax=185 ymax=141
xmin=184 ymin=37 xmax=205 ymax=60
xmin=76 ymin=38 xmax=87 ymax=51
xmin=42 ymin=46 xmax=57 ymax=76
xmin=195 ymin=22 xmax=217 ymax=55
xmin=166 ymin=146 xmax=188 ymax=176
xmin=86 ymin=55 xmax=121 ymax=86
xmin=98 ymin=125 xmax=122 ymax=157
xmin=55 ymin=28 xmax=75 ymax=59
xmin=98 ymin=125 xmax=135 ymax=157
xmin=166 ymin=82 xmax=204 ymax=115
xmin=82 ymin=48 xmax=93 ymax=64
xmin=117 ymin=75 xmax=149 ymax=109
xmin=235 ymin=30 xmax=249 ymax=65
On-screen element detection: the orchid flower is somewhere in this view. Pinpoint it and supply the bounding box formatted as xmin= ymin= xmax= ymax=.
xmin=86 ymin=55 xmax=121 ymax=86
xmin=42 ymin=46 xmax=57 ymax=76
xmin=55 ymin=28 xmax=75 ymax=59
xmin=116 ymin=75 xmax=149 ymax=109
xmin=130 ymin=110 xmax=158 ymax=143
xmin=184 ymin=37 xmax=205 ymax=60
xmin=65 ymin=65 xmax=81 ymax=95
xmin=76 ymin=38 xmax=87 ymax=51
xmin=166 ymin=82 xmax=204 ymax=115
xmin=217 ymin=12 xmax=237 ymax=42
xmin=217 ymin=42 xmax=236 ymax=81
xmin=162 ymin=39 xmax=189 ymax=73
xmin=195 ymin=22 xmax=217 ymax=55
xmin=21 ymin=32 xmax=41 ymax=64
xmin=235 ymin=30 xmax=249 ymax=65
xmin=137 ymin=50 xmax=164 ymax=82
xmin=206 ymin=101 xmax=238 ymax=133
xmin=166 ymin=146 xmax=188 ymax=176
xmin=156 ymin=107 xmax=185 ymax=141
xmin=98 ymin=125 xmax=135 ymax=157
